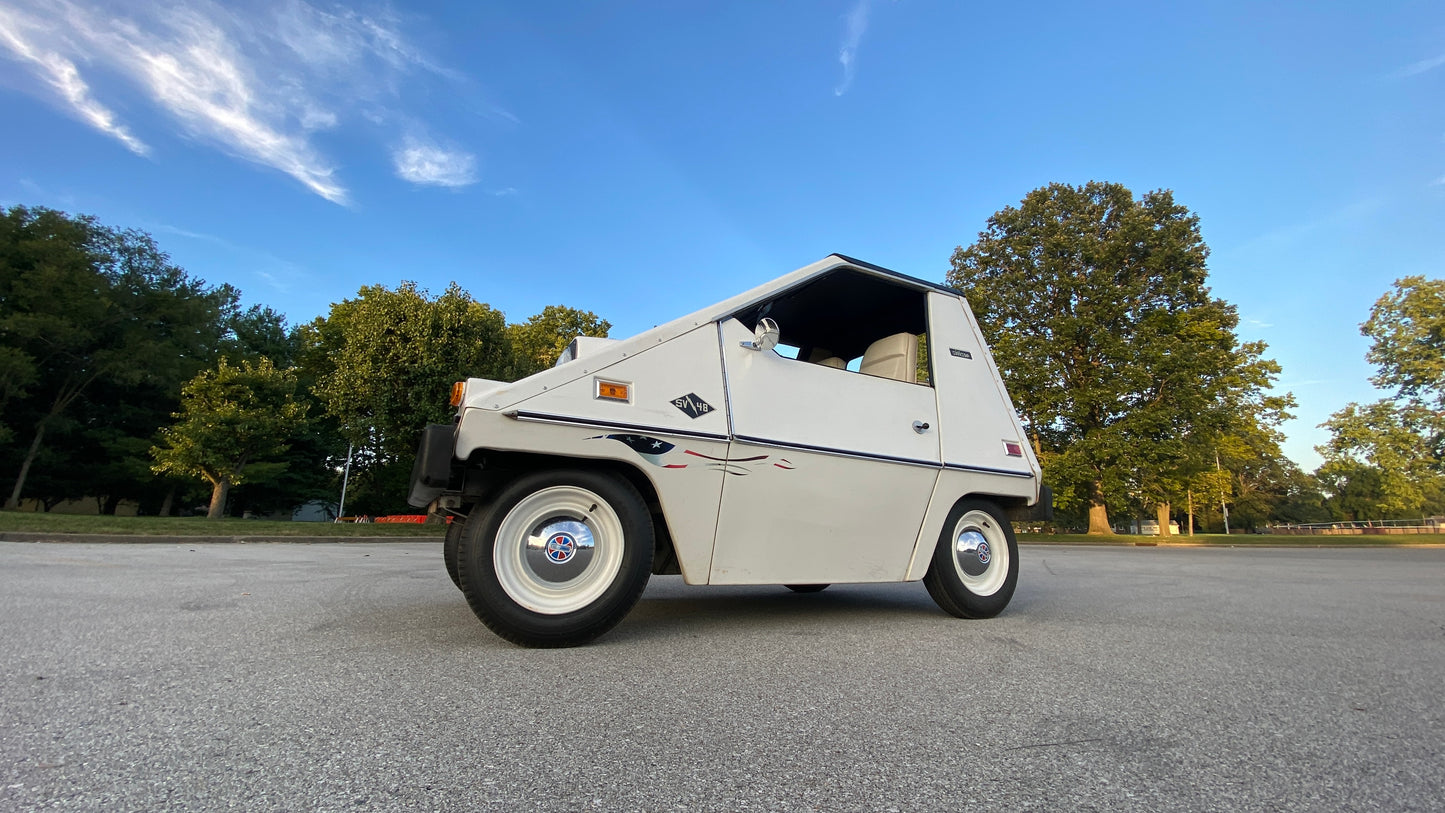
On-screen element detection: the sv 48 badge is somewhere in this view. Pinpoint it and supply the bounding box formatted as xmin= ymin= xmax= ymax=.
xmin=671 ymin=393 xmax=714 ymax=419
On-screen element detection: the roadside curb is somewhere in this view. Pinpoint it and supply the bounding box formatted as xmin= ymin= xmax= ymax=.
xmin=0 ymin=532 xmax=441 ymax=544
xmin=1017 ymin=540 xmax=1445 ymax=549
xmin=2 ymin=533 xmax=1439 ymax=548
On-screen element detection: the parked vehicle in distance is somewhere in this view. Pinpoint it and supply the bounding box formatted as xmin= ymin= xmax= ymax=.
xmin=410 ymin=255 xmax=1049 ymax=647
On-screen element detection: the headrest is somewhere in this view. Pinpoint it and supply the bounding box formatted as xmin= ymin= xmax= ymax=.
xmin=858 ymin=333 xmax=917 ymax=383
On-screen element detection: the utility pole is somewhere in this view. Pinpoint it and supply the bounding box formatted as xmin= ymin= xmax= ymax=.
xmin=1215 ymin=450 xmax=1230 ymax=535
xmin=336 ymin=443 xmax=354 ymax=522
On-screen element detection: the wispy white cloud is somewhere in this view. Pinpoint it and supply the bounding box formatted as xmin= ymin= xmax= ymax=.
xmin=255 ymin=269 xmax=291 ymax=293
xmin=0 ymin=0 xmax=484 ymax=204
xmin=107 ymin=5 xmax=349 ymax=203
xmin=1392 ymin=53 xmax=1445 ymax=79
xmin=834 ymin=0 xmax=872 ymax=97
xmin=0 ymin=5 xmax=149 ymax=155
xmin=1223 ymin=198 xmax=1386 ymax=257
xmin=154 ymin=221 xmax=308 ymax=293
xmin=393 ymin=137 xmax=477 ymax=187
xmin=491 ymin=187 xmax=517 ymax=197
xmin=831 ymin=0 xmax=902 ymax=96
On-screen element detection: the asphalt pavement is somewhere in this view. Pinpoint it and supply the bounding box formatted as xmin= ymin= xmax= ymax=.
xmin=1 ymin=542 xmax=1441 ymax=811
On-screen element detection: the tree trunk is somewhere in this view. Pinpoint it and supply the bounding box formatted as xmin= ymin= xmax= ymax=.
xmin=1086 ymin=480 xmax=1112 ymax=535
xmin=207 ymin=479 xmax=230 ymax=520
xmin=5 ymin=420 xmax=47 ymax=510
xmin=1156 ymin=501 xmax=1172 ymax=538
xmin=159 ymin=485 xmax=176 ymax=517
xmin=5 ymin=375 xmax=99 ymax=511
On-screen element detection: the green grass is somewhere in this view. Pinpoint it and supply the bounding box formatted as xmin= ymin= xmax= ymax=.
xmin=1020 ymin=532 xmax=1445 ymax=546
xmin=0 ymin=511 xmax=446 ymax=537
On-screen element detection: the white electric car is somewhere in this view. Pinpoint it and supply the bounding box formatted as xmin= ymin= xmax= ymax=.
xmin=409 ymin=255 xmax=1048 ymax=647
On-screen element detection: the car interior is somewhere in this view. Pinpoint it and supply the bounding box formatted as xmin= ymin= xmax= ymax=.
xmin=730 ymin=267 xmax=931 ymax=385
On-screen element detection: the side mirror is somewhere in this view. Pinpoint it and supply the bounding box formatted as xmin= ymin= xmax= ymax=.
xmin=741 ymin=318 xmax=780 ymax=353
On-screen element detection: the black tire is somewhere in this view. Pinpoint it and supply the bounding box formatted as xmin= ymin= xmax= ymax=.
xmin=457 ymin=469 xmax=653 ymax=647
xmin=923 ymin=498 xmax=1019 ymax=619
xmin=784 ymin=584 xmax=829 ymax=593
xmin=443 ymin=517 xmax=465 ymax=589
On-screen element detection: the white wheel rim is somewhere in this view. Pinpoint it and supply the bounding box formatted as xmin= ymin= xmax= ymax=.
xmin=950 ymin=509 xmax=1009 ymax=597
xmin=493 ymin=485 xmax=625 ymax=615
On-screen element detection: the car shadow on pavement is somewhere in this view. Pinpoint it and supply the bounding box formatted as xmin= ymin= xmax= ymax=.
xmin=605 ymin=582 xmax=950 ymax=643
xmin=406 ymin=575 xmax=1038 ymax=648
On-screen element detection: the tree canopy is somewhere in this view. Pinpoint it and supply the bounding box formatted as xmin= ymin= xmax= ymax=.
xmin=296 ymin=282 xmax=512 ymax=513
xmin=151 ymin=358 xmax=309 ymax=519
xmin=948 ymin=182 xmax=1291 ymax=534
xmin=1319 ymin=276 xmax=1444 ymax=518
xmin=1 ymin=205 xmax=628 ymax=517
xmin=1 ymin=205 xmax=238 ymax=510
xmin=507 ymin=305 xmax=611 ymax=378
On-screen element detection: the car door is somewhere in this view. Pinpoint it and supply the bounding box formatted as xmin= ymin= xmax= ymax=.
xmin=707 ymin=318 xmax=941 ymax=584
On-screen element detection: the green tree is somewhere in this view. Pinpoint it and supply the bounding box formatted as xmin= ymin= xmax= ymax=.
xmin=1268 ymin=466 xmax=1331 ymax=525
xmin=151 ymin=358 xmax=308 ymax=519
xmin=1 ymin=206 xmax=237 ymax=510
xmin=507 ymin=305 xmax=612 ymax=379
xmin=948 ymin=182 xmax=1290 ymax=535
xmin=1363 ymin=276 xmax=1445 ymax=402
xmin=223 ymin=304 xmax=298 ymax=367
xmin=297 ymin=282 xmax=511 ymax=512
xmin=1319 ymin=277 xmax=1444 ymax=518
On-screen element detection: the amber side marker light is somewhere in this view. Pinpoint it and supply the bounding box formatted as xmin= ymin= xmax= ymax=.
xmin=449 ymin=381 xmax=465 ymax=407
xmin=596 ymin=380 xmax=630 ymax=402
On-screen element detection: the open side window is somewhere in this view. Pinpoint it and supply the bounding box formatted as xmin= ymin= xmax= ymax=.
xmin=729 ymin=267 xmax=932 ymax=386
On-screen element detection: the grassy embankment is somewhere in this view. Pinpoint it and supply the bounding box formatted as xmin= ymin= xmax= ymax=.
xmin=0 ymin=512 xmax=444 ymax=537
xmin=2 ymin=512 xmax=1439 ymax=545
xmin=1019 ymin=531 xmax=1444 ymax=546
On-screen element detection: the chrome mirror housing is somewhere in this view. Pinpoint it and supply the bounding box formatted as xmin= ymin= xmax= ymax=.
xmin=742 ymin=317 xmax=780 ymax=353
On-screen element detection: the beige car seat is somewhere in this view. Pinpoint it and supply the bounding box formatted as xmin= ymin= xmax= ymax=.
xmin=806 ymin=348 xmax=847 ymax=369
xmin=859 ymin=333 xmax=917 ymax=383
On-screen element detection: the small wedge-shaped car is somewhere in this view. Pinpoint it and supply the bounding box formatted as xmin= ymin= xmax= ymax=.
xmin=410 ymin=255 xmax=1048 ymax=647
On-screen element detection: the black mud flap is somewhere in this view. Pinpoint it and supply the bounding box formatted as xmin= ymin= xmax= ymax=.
xmin=1008 ymin=484 xmax=1054 ymax=522
xmin=1031 ymin=484 xmax=1054 ymax=521
xmin=407 ymin=424 xmax=456 ymax=508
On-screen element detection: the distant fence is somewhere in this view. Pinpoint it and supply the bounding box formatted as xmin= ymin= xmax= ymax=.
xmin=1268 ymin=517 xmax=1442 ymax=536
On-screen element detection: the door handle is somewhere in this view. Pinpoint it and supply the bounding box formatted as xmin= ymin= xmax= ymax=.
xmin=912 ymin=420 xmax=930 ymax=434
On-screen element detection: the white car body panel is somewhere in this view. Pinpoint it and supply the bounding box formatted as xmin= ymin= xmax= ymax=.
xmin=439 ymin=254 xmax=1043 ymax=587
xmin=454 ymin=325 xmax=730 ymax=584
xmin=709 ymin=317 xmax=940 ymax=584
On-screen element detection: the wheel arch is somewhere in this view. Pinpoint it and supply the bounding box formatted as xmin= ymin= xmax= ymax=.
xmin=459 ymin=449 xmax=682 ymax=577
xmin=906 ymin=481 xmax=1034 ymax=581
xmin=921 ymin=494 xmax=1019 ymax=618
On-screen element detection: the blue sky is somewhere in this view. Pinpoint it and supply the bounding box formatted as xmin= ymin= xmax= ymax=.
xmin=1 ymin=0 xmax=1442 ymax=470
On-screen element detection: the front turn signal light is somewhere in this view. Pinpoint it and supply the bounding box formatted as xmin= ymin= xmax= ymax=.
xmin=449 ymin=381 xmax=465 ymax=407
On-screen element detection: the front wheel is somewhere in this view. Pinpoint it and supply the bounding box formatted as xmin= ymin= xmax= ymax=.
xmin=443 ymin=516 xmax=465 ymax=590
xmin=457 ymin=469 xmax=653 ymax=647
xmin=923 ymin=498 xmax=1019 ymax=619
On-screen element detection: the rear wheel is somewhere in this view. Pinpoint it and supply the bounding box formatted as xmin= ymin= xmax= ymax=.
xmin=457 ymin=469 xmax=653 ymax=647
xmin=923 ymin=498 xmax=1019 ymax=618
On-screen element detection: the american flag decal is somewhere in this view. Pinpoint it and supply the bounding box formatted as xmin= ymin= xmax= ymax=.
xmin=588 ymin=434 xmax=795 ymax=477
